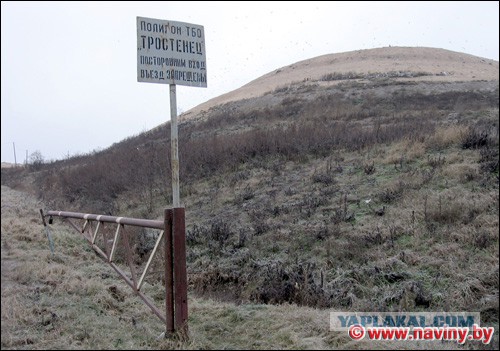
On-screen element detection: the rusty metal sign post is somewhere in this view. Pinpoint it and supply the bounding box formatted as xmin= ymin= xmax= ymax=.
xmin=137 ymin=16 xmax=207 ymax=337
xmin=35 ymin=17 xmax=206 ymax=340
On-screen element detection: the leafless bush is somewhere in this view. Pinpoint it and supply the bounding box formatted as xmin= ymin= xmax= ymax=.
xmin=377 ymin=181 xmax=406 ymax=204
xmin=207 ymin=219 xmax=233 ymax=249
xmin=321 ymin=71 xmax=363 ymax=81
xmin=251 ymin=261 xmax=330 ymax=308
xmin=249 ymin=210 xmax=270 ymax=236
xmin=28 ymin=151 xmax=45 ymax=171
xmin=229 ymin=171 xmax=249 ymax=185
xmin=186 ymin=224 xmax=204 ymax=245
xmin=311 ymin=172 xmax=336 ymax=185
xmin=479 ymin=146 xmax=499 ymax=174
xmin=472 ymin=231 xmax=495 ymax=250
xmin=238 ymin=186 xmax=255 ymax=203
xmin=420 ymin=168 xmax=436 ymax=185
xmin=361 ymin=228 xmax=384 ymax=247
xmin=186 ymin=219 xmax=234 ymax=250
xmin=314 ymin=223 xmax=330 ymax=241
xmin=300 ymin=195 xmax=327 ymax=218
xmin=427 ymin=154 xmax=446 ymax=169
xmin=273 ymin=85 xmax=291 ymax=94
xmin=236 ymin=228 xmax=249 ymax=248
xmin=461 ymin=127 xmax=489 ymax=149
xmin=363 ymin=161 xmax=376 ymax=175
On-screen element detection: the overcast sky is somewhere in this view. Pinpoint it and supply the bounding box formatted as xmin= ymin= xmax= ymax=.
xmin=2 ymin=1 xmax=499 ymax=164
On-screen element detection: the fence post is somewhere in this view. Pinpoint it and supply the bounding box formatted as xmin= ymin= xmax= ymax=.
xmin=164 ymin=208 xmax=174 ymax=334
xmin=173 ymin=207 xmax=188 ymax=334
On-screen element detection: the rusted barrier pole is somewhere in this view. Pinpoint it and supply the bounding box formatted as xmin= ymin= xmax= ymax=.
xmin=45 ymin=210 xmax=164 ymax=229
xmin=164 ymin=208 xmax=174 ymax=334
xmin=173 ymin=207 xmax=188 ymax=334
xmin=165 ymin=207 xmax=188 ymax=336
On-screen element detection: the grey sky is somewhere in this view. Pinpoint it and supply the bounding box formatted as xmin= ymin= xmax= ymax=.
xmin=1 ymin=1 xmax=499 ymax=164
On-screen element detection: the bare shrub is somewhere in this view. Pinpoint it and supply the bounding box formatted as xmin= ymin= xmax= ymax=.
xmin=249 ymin=210 xmax=270 ymax=236
xmin=300 ymin=195 xmax=327 ymax=218
xmin=208 ymin=219 xmax=233 ymax=249
xmin=273 ymin=85 xmax=291 ymax=94
xmin=320 ymin=71 xmax=363 ymax=81
xmin=378 ymin=180 xmax=406 ymax=204
xmin=461 ymin=127 xmax=490 ymax=149
xmin=363 ymin=161 xmax=376 ymax=175
xmin=186 ymin=224 xmax=204 ymax=245
xmin=28 ymin=151 xmax=45 ymax=171
xmin=311 ymin=172 xmax=336 ymax=185
xmin=238 ymin=186 xmax=255 ymax=203
xmin=426 ymin=154 xmax=446 ymax=169
xmin=472 ymin=231 xmax=495 ymax=250
xmin=136 ymin=228 xmax=160 ymax=259
xmin=314 ymin=223 xmax=330 ymax=241
xmin=420 ymin=168 xmax=435 ymax=185
xmin=250 ymin=261 xmax=330 ymax=308
xmin=479 ymin=146 xmax=499 ymax=174
xmin=236 ymin=228 xmax=249 ymax=248
xmin=186 ymin=219 xmax=233 ymax=250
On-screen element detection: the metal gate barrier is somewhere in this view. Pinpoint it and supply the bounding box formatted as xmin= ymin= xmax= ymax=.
xmin=40 ymin=207 xmax=187 ymax=336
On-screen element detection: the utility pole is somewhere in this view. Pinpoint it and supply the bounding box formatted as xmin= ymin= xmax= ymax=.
xmin=13 ymin=142 xmax=17 ymax=167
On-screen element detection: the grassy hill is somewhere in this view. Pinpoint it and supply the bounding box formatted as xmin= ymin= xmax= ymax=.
xmin=1 ymin=47 xmax=499 ymax=349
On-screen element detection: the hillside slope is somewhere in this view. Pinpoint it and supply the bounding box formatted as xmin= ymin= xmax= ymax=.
xmin=2 ymin=47 xmax=499 ymax=349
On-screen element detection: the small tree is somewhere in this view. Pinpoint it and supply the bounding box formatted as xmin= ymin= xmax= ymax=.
xmin=29 ymin=150 xmax=44 ymax=171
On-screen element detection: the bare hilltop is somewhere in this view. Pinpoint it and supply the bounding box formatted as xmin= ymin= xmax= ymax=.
xmin=185 ymin=46 xmax=498 ymax=118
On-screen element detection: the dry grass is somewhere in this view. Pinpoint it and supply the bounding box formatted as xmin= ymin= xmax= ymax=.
xmin=4 ymin=152 xmax=497 ymax=349
xmin=0 ymin=186 xmax=351 ymax=350
xmin=382 ymin=139 xmax=427 ymax=165
xmin=426 ymin=125 xmax=469 ymax=151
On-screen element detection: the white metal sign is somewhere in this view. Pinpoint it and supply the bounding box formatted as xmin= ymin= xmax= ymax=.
xmin=137 ymin=17 xmax=207 ymax=87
